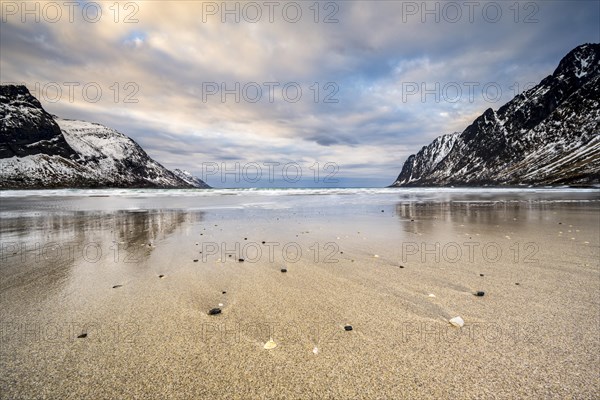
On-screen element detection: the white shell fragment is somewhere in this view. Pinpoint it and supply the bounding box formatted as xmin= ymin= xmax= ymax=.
xmin=313 ymin=347 xmax=319 ymax=354
xmin=263 ymin=339 xmax=277 ymax=350
xmin=428 ymin=294 xmax=436 ymax=298
xmin=449 ymin=316 xmax=464 ymax=328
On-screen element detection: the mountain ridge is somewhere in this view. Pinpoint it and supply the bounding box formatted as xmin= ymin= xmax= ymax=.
xmin=0 ymin=85 xmax=209 ymax=189
xmin=392 ymin=43 xmax=600 ymax=187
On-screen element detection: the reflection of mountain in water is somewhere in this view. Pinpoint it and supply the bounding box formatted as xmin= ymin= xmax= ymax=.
xmin=394 ymin=200 xmax=591 ymax=235
xmin=0 ymin=210 xmax=204 ymax=291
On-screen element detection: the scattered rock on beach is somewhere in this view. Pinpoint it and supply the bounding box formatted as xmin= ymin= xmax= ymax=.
xmin=449 ymin=316 xmax=464 ymax=328
xmin=280 ymin=268 xmax=287 ymax=273
xmin=344 ymin=325 xmax=353 ymax=331
xmin=480 ymin=274 xmax=484 ymax=277
xmin=193 ymin=259 xmax=199 ymax=262
xmin=112 ymin=285 xmax=122 ymax=289
xmin=475 ymin=291 xmax=485 ymax=297
xmin=158 ymin=274 xmax=165 ymax=279
xmin=238 ymin=258 xmax=244 ymax=262
xmin=264 ymin=339 xmax=277 ymax=350
xmin=208 ymin=308 xmax=222 ymax=315
xmin=77 ymin=333 xmax=87 ymax=339
xmin=222 ymin=291 xmax=227 ymax=294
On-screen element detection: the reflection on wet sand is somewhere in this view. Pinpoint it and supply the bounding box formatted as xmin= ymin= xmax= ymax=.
xmin=0 ymin=210 xmax=204 ymax=293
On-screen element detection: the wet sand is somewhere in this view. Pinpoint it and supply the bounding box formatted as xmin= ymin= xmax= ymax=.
xmin=1 ymin=189 xmax=599 ymax=399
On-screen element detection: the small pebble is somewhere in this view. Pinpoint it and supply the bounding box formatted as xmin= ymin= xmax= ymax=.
xmin=158 ymin=274 xmax=165 ymax=278
xmin=112 ymin=285 xmax=122 ymax=289
xmin=515 ymin=282 xmax=520 ymax=285
xmin=77 ymin=333 xmax=87 ymax=339
xmin=480 ymin=274 xmax=484 ymax=277
xmin=399 ymin=265 xmax=404 ymax=269
xmin=193 ymin=259 xmax=199 ymax=262
xmin=262 ymin=241 xmax=266 ymax=244
xmin=281 ymin=268 xmax=287 ymax=273
xmin=344 ymin=325 xmax=353 ymax=331
xmin=238 ymin=258 xmax=244 ymax=262
xmin=208 ymin=308 xmax=222 ymax=315
xmin=475 ymin=291 xmax=485 ymax=297
xmin=222 ymin=291 xmax=227 ymax=294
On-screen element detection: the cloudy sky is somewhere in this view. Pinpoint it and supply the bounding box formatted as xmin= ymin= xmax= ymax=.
xmin=1 ymin=1 xmax=598 ymax=187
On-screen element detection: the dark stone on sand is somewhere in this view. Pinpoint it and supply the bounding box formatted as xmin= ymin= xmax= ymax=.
xmin=238 ymin=258 xmax=244 ymax=262
xmin=381 ymin=210 xmax=384 ymax=212
xmin=222 ymin=291 xmax=227 ymax=294
xmin=244 ymin=238 xmax=248 ymax=240
xmin=558 ymin=222 xmax=562 ymax=224
xmin=208 ymin=308 xmax=222 ymax=315
xmin=262 ymin=241 xmax=266 ymax=244
xmin=77 ymin=333 xmax=87 ymax=339
xmin=193 ymin=259 xmax=199 ymax=262
xmin=480 ymin=274 xmax=484 ymax=277
xmin=158 ymin=274 xmax=165 ymax=278
xmin=515 ymin=282 xmax=520 ymax=285
xmin=475 ymin=291 xmax=485 ymax=297
xmin=399 ymin=265 xmax=404 ymax=269
xmin=344 ymin=325 xmax=353 ymax=331
xmin=112 ymin=285 xmax=122 ymax=289
xmin=281 ymin=268 xmax=287 ymax=273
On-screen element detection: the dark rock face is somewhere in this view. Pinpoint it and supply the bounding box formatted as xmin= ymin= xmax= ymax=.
xmin=0 ymin=85 xmax=211 ymax=189
xmin=392 ymin=43 xmax=600 ymax=187
xmin=0 ymin=85 xmax=76 ymax=159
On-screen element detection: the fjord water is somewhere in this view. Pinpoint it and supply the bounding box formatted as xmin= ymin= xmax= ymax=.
xmin=1 ymin=188 xmax=598 ymax=398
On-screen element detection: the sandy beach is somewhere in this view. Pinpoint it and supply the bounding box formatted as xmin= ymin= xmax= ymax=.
xmin=1 ymin=189 xmax=599 ymax=399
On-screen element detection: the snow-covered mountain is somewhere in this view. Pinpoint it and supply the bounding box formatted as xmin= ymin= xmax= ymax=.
xmin=172 ymin=168 xmax=210 ymax=188
xmin=392 ymin=43 xmax=600 ymax=187
xmin=0 ymin=85 xmax=209 ymax=189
